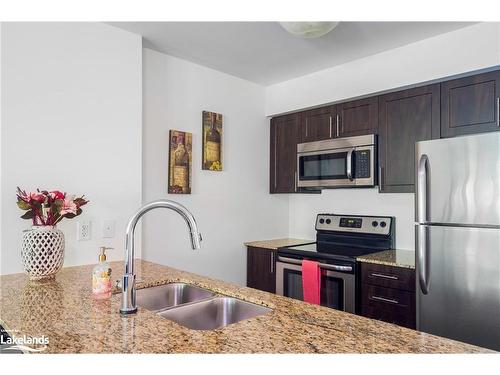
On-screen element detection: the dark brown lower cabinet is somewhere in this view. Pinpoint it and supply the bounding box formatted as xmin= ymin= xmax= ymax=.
xmin=360 ymin=262 xmax=416 ymax=329
xmin=246 ymin=246 xmax=276 ymax=293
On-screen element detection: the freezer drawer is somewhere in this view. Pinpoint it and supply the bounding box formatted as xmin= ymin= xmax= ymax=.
xmin=416 ymin=224 xmax=500 ymax=350
xmin=415 ymin=132 xmax=500 ymax=226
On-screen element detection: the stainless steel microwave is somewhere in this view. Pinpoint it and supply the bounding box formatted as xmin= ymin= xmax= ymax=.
xmin=297 ymin=134 xmax=376 ymax=188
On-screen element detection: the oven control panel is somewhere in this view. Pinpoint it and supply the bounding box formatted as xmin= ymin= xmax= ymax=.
xmin=316 ymin=214 xmax=392 ymax=235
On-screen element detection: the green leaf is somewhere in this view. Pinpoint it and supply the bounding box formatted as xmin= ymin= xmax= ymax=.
xmin=17 ymin=200 xmax=31 ymax=210
xmin=20 ymin=210 xmax=34 ymax=220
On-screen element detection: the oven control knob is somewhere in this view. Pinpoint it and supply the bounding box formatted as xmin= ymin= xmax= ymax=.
xmin=371 ymin=221 xmax=378 ymax=227
xmin=325 ymin=219 xmax=331 ymax=224
xmin=380 ymin=221 xmax=387 ymax=228
xmin=319 ymin=218 xmax=325 ymax=224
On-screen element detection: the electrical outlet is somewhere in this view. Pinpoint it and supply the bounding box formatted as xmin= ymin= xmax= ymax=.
xmin=77 ymin=221 xmax=91 ymax=241
xmin=102 ymin=220 xmax=115 ymax=238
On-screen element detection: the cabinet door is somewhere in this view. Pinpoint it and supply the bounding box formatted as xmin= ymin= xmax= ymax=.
xmin=338 ymin=97 xmax=378 ymax=137
xmin=300 ymin=106 xmax=335 ymax=142
xmin=441 ymin=70 xmax=500 ymax=137
xmin=270 ymin=114 xmax=300 ymax=193
xmin=246 ymin=247 xmax=276 ymax=293
xmin=378 ymin=84 xmax=440 ymax=193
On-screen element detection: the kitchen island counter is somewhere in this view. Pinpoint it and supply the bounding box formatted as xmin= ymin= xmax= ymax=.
xmin=0 ymin=260 xmax=491 ymax=353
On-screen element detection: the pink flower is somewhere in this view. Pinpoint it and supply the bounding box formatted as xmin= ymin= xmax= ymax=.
xmin=49 ymin=190 xmax=65 ymax=200
xmin=60 ymin=199 xmax=78 ymax=216
xmin=29 ymin=192 xmax=46 ymax=203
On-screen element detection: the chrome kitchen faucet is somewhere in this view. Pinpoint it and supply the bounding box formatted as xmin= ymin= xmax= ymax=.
xmin=120 ymin=200 xmax=202 ymax=315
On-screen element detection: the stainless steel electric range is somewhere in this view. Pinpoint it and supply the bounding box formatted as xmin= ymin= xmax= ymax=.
xmin=276 ymin=213 xmax=395 ymax=314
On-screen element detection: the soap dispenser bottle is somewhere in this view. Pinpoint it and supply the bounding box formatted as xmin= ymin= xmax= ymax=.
xmin=92 ymin=246 xmax=113 ymax=299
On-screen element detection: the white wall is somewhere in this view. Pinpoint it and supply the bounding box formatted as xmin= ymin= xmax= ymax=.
xmin=1 ymin=23 xmax=143 ymax=274
xmin=142 ymin=48 xmax=289 ymax=284
xmin=290 ymin=189 xmax=414 ymax=250
xmin=268 ymin=22 xmax=500 ymax=251
xmin=266 ymin=22 xmax=500 ymax=115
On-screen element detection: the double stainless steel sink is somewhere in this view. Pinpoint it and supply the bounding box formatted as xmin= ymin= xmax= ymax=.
xmin=135 ymin=283 xmax=271 ymax=330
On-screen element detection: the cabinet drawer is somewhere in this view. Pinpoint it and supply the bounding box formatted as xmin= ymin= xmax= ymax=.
xmin=361 ymin=284 xmax=415 ymax=329
xmin=360 ymin=262 xmax=415 ymax=292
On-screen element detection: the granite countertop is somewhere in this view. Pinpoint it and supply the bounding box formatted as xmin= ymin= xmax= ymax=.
xmin=0 ymin=259 xmax=490 ymax=353
xmin=244 ymin=238 xmax=314 ymax=250
xmin=357 ymin=249 xmax=416 ymax=269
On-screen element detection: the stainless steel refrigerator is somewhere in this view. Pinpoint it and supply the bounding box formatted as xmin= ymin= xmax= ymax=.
xmin=415 ymin=132 xmax=500 ymax=351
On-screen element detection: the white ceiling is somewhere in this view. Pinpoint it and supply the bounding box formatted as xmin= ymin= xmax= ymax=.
xmin=109 ymin=22 xmax=475 ymax=85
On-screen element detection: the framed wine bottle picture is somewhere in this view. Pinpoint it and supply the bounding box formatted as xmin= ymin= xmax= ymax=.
xmin=202 ymin=111 xmax=222 ymax=171
xmin=168 ymin=130 xmax=192 ymax=194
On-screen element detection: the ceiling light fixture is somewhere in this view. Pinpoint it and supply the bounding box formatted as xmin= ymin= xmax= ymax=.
xmin=279 ymin=22 xmax=339 ymax=38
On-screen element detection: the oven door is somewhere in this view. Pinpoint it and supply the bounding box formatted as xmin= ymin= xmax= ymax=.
xmin=275 ymin=256 xmax=356 ymax=313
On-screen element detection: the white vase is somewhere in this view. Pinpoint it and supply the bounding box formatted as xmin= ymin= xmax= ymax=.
xmin=21 ymin=225 xmax=65 ymax=281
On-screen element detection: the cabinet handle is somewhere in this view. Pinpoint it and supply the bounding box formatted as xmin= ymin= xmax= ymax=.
xmin=371 ymin=295 xmax=399 ymax=305
xmin=270 ymin=252 xmax=274 ymax=273
xmin=371 ymin=272 xmax=398 ymax=280
xmin=329 ymin=116 xmax=332 ymax=138
xmin=336 ymin=115 xmax=340 ymax=137
xmin=378 ymin=166 xmax=384 ymax=189
xmin=294 ymin=171 xmax=297 ymax=192
xmin=305 ymin=118 xmax=308 ymax=137
xmin=274 ymin=127 xmax=277 ymax=189
xmin=497 ymin=97 xmax=499 ymax=127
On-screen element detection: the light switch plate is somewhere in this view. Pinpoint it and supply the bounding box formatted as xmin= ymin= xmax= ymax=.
xmin=102 ymin=220 xmax=115 ymax=238
xmin=77 ymin=221 xmax=91 ymax=241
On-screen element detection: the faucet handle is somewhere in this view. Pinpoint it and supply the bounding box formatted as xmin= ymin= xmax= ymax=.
xmin=116 ymin=278 xmax=143 ymax=289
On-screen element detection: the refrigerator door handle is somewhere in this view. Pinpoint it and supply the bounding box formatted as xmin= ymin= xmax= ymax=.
xmin=417 ymin=224 xmax=430 ymax=294
xmin=346 ymin=148 xmax=354 ymax=181
xmin=417 ymin=154 xmax=429 ymax=223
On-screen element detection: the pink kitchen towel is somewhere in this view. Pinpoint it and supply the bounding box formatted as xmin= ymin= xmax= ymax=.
xmin=302 ymin=260 xmax=321 ymax=305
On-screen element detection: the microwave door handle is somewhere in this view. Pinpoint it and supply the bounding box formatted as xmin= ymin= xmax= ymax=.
xmin=346 ymin=149 xmax=354 ymax=181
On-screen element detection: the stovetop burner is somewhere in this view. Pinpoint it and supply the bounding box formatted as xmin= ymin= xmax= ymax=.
xmin=278 ymin=213 xmax=395 ymax=263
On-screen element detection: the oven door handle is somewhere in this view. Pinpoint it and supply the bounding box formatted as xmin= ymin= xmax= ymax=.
xmin=277 ymin=256 xmax=353 ymax=272
xmin=346 ymin=148 xmax=354 ymax=181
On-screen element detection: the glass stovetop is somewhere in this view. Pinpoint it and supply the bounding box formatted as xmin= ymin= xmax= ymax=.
xmin=277 ymin=242 xmax=385 ymax=263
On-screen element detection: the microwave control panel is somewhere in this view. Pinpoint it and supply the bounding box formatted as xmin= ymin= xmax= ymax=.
xmin=354 ymin=150 xmax=370 ymax=178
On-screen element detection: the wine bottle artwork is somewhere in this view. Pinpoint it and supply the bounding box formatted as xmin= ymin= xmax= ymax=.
xmin=202 ymin=111 xmax=222 ymax=171
xmin=168 ymin=130 xmax=192 ymax=194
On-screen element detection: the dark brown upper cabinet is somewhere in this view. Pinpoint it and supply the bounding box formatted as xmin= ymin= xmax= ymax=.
xmin=270 ymin=114 xmax=300 ymax=193
xmin=441 ymin=70 xmax=500 ymax=137
xmin=378 ymin=84 xmax=440 ymax=193
xmin=337 ymin=97 xmax=379 ymax=137
xmin=300 ymin=106 xmax=335 ymax=142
